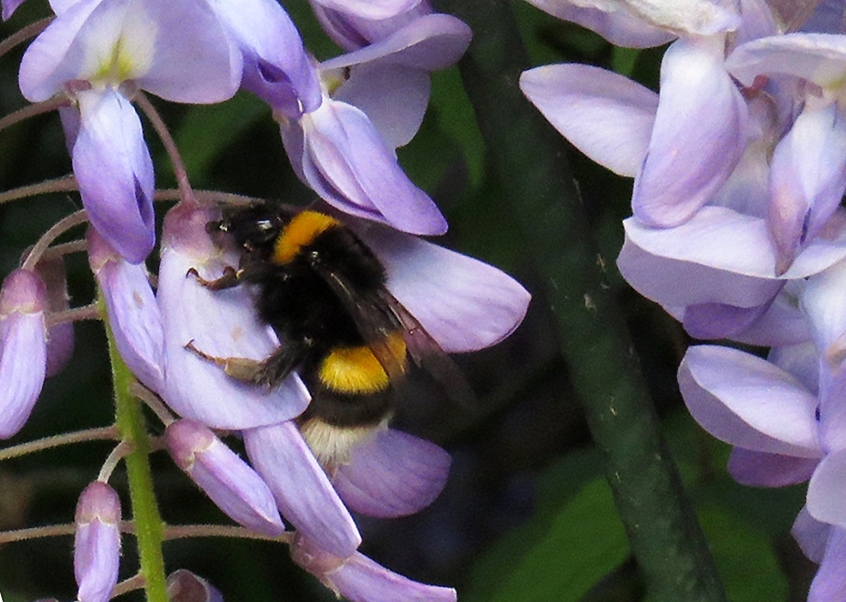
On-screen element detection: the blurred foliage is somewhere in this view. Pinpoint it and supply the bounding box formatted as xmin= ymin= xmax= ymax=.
xmin=0 ymin=1 xmax=814 ymax=601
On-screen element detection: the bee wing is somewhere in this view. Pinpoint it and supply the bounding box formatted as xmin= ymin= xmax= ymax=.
xmin=313 ymin=267 xmax=409 ymax=387
xmin=376 ymin=289 xmax=477 ymax=407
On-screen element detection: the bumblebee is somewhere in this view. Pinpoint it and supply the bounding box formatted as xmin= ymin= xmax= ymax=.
xmin=186 ymin=204 xmax=471 ymax=465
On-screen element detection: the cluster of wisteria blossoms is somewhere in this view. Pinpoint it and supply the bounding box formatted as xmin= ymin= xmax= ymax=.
xmin=521 ymin=0 xmax=846 ymax=599
xmin=0 ymin=0 xmax=531 ymax=600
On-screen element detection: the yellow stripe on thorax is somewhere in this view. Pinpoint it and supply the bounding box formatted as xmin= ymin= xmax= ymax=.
xmin=319 ymin=333 xmax=408 ymax=394
xmin=272 ymin=211 xmax=339 ymax=265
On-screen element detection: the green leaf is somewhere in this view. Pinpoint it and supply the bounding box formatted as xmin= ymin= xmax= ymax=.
xmin=464 ymin=450 xmax=630 ymax=602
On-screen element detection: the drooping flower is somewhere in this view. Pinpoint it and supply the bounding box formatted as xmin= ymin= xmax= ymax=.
xmin=167 ymin=570 xmax=224 ymax=602
xmin=18 ymin=0 xmax=242 ymax=262
xmin=74 ymin=482 xmax=121 ymax=602
xmin=290 ymin=533 xmax=457 ymax=602
xmin=206 ymin=0 xmax=321 ymax=117
xmin=0 ymin=268 xmax=49 ymax=439
xmin=310 ymin=0 xmax=434 ymax=50
xmin=88 ymin=226 xmax=164 ymax=392
xmin=165 ymin=419 xmax=286 ymax=537
xmin=278 ymin=14 xmax=471 ymax=235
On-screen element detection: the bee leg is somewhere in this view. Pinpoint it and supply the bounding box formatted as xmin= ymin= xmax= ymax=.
xmin=184 ymin=341 xmax=300 ymax=387
xmin=186 ymin=266 xmax=242 ymax=291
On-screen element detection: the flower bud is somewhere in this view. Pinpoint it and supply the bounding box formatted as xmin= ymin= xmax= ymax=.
xmin=0 ymin=269 xmax=48 ymax=438
xmin=74 ymin=482 xmax=121 ymax=602
xmin=166 ymin=420 xmax=285 ymax=536
xmin=167 ymin=569 xmax=224 ymax=602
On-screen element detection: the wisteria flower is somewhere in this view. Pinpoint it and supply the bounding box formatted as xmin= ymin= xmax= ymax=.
xmin=279 ymin=13 xmax=471 ymax=235
xmin=18 ymin=0 xmax=242 ymax=263
xmin=74 ymin=482 xmax=121 ymax=602
xmin=290 ymin=533 xmax=457 ymax=602
xmin=206 ymin=0 xmax=320 ymax=118
xmin=310 ymin=0 xmax=434 ymax=50
xmin=157 ymin=203 xmax=310 ymax=430
xmin=88 ymin=226 xmax=164 ymax=392
xmin=0 ymin=268 xmax=48 ymax=439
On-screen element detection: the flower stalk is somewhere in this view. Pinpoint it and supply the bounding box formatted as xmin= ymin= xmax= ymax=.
xmin=432 ymin=0 xmax=727 ymax=599
xmin=106 ymin=314 xmax=168 ymax=602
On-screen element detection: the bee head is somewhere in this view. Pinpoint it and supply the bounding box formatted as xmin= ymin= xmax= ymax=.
xmin=212 ymin=204 xmax=285 ymax=256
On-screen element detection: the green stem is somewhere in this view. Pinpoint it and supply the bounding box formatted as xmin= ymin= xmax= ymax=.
xmin=106 ymin=321 xmax=168 ymax=601
xmin=432 ymin=1 xmax=726 ymax=600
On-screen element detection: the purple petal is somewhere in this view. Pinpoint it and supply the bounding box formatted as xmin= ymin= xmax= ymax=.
xmin=769 ymin=342 xmax=820 ymax=393
xmin=286 ymin=98 xmax=447 ymax=235
xmin=211 ymin=0 xmax=320 ymax=115
xmin=520 ymin=0 xmax=675 ymax=47
xmin=808 ymin=450 xmax=846 ymax=528
xmin=311 ymin=0 xmax=433 ymax=50
xmin=321 ymin=13 xmax=471 ymax=73
xmin=166 ymin=420 xmax=285 ymax=536
xmin=520 ymin=64 xmax=657 ymax=177
xmin=800 ymin=259 xmax=846 ymax=358
xmin=0 ymin=269 xmax=48 ymax=439
xmin=88 ymin=227 xmax=164 ymax=392
xmin=2 ymin=0 xmax=27 ymax=20
xmin=167 ymin=570 xmax=224 ymax=602
xmin=723 ymin=289 xmax=811 ymax=347
xmin=312 ymin=0 xmax=421 ymax=20
xmin=633 ymin=36 xmax=747 ymax=227
xmin=617 ymin=206 xmax=846 ymax=309
xmin=727 ymin=447 xmax=818 ymax=486
xmin=818 ymin=364 xmax=846 ymax=451
xmin=20 ymin=0 xmax=240 ymax=103
xmin=351 ymin=220 xmax=531 ymax=352
xmin=682 ymin=301 xmax=769 ymax=341
xmin=678 ymin=345 xmax=822 ymax=456
xmin=333 ymin=429 xmax=450 ymax=517
xmin=727 ymin=32 xmax=846 ymax=89
xmin=75 ymin=482 xmax=121 ymax=602
xmin=768 ymin=103 xmax=846 ymax=274
xmin=328 ymin=551 xmax=457 ymax=602
xmin=73 ymin=89 xmax=155 ymax=264
xmin=793 ymin=505 xmax=831 ymax=564
xmin=809 ymin=526 xmax=846 ymax=602
xmin=18 ymin=0 xmax=101 ymax=101
xmin=333 ymin=63 xmax=430 ymax=149
xmin=244 ymin=422 xmax=361 ymax=557
xmin=158 ymin=204 xmax=310 ymax=430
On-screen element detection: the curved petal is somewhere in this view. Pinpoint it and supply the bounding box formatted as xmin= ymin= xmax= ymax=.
xmin=88 ymin=227 xmax=164 ymax=392
xmin=352 ymin=220 xmax=531 ymax=353
xmin=209 ymin=0 xmax=320 ymax=114
xmin=725 ymin=289 xmax=811 ymax=347
xmin=312 ymin=0 xmax=421 ymax=21
xmin=793 ymin=505 xmax=831 ymax=564
xmin=327 ymin=552 xmax=457 ymax=602
xmin=809 ymin=450 xmax=846 ymax=528
xmin=618 ymin=206 xmax=846 ymax=308
xmin=801 ymin=259 xmax=846 ymax=359
xmin=321 ymin=13 xmax=471 ymax=72
xmin=19 ymin=0 xmax=102 ymax=101
xmin=727 ymin=447 xmax=818 ymax=486
xmin=297 ymin=98 xmax=447 ymax=235
xmin=809 ymin=527 xmax=846 ymax=602
xmin=633 ymin=35 xmax=747 ymax=226
xmin=166 ymin=420 xmax=285 ymax=536
xmin=727 ymin=32 xmax=846 ymax=89
xmin=520 ymin=0 xmax=675 ymax=48
xmin=334 ymin=63 xmax=430 ymax=149
xmin=682 ymin=301 xmax=770 ymax=340
xmin=679 ymin=345 xmax=822 ymax=457
xmin=244 ymin=422 xmax=361 ymax=558
xmin=73 ymin=89 xmax=155 ymax=264
xmin=310 ymin=1 xmax=433 ymax=51
xmin=158 ymin=204 xmax=310 ymax=430
xmin=520 ymin=64 xmax=657 ymax=177
xmin=768 ymin=103 xmax=846 ymax=274
xmin=333 ymin=429 xmax=450 ymax=517
xmin=74 ymin=482 xmax=121 ymax=602
xmin=0 ymin=270 xmax=48 ymax=439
